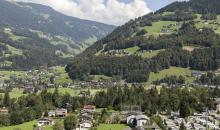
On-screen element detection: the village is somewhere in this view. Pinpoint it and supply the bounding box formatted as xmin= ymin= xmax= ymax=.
xmin=0 ymin=68 xmax=220 ymax=130
xmin=2 ymin=100 xmax=220 ymax=130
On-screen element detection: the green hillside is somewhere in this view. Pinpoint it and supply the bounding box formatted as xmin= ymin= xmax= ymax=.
xmin=66 ymin=0 xmax=220 ymax=84
xmin=0 ymin=0 xmax=115 ymax=70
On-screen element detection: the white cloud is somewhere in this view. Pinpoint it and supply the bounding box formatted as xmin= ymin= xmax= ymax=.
xmin=9 ymin=0 xmax=152 ymax=25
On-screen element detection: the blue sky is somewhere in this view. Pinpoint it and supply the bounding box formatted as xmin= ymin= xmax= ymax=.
xmin=121 ymin=0 xmax=179 ymax=11
xmin=145 ymin=0 xmax=180 ymax=11
xmin=12 ymin=0 xmax=185 ymax=25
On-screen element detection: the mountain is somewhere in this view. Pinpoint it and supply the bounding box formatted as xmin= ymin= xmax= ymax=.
xmin=0 ymin=0 xmax=115 ymax=70
xmin=66 ymin=0 xmax=220 ymax=83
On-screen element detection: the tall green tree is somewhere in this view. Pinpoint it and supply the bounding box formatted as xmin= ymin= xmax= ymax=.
xmin=53 ymin=121 xmax=64 ymax=130
xmin=64 ymin=115 xmax=76 ymax=130
xmin=3 ymin=91 xmax=10 ymax=107
xmin=179 ymin=99 xmax=191 ymax=118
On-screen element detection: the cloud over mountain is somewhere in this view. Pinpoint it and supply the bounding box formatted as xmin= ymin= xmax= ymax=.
xmin=10 ymin=0 xmax=152 ymax=25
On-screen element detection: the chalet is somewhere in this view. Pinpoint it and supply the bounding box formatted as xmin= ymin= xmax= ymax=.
xmin=37 ymin=118 xmax=54 ymax=126
xmin=24 ymin=86 xmax=35 ymax=93
xmin=79 ymin=120 xmax=92 ymax=130
xmin=48 ymin=110 xmax=56 ymax=117
xmin=193 ymin=123 xmax=205 ymax=130
xmin=214 ymin=98 xmax=220 ymax=111
xmin=127 ymin=114 xmax=150 ymax=128
xmin=24 ymin=82 xmax=35 ymax=93
xmin=55 ymin=108 xmax=68 ymax=117
xmin=0 ymin=107 xmax=9 ymax=115
xmin=0 ymin=81 xmax=5 ymax=88
xmin=83 ymin=105 xmax=96 ymax=113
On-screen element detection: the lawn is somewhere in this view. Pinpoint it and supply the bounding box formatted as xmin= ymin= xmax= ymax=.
xmin=0 ymin=88 xmax=26 ymax=99
xmin=50 ymin=66 xmax=73 ymax=84
xmin=0 ymin=70 xmax=26 ymax=80
xmin=147 ymin=67 xmax=194 ymax=84
xmin=0 ymin=120 xmax=53 ymax=130
xmin=143 ymin=21 xmax=177 ymax=35
xmin=47 ymin=88 xmax=77 ymax=96
xmin=124 ymin=46 xmax=162 ymax=58
xmin=97 ymin=124 xmax=127 ymax=130
xmin=124 ymin=46 xmax=140 ymax=54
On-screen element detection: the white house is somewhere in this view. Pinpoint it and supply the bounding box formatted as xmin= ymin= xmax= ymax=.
xmin=37 ymin=118 xmax=54 ymax=127
xmin=127 ymin=114 xmax=150 ymax=127
xmin=48 ymin=110 xmax=56 ymax=117
xmin=76 ymin=121 xmax=92 ymax=130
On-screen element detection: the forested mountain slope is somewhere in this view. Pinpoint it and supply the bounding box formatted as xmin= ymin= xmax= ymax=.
xmin=66 ymin=0 xmax=220 ymax=83
xmin=0 ymin=0 xmax=115 ymax=70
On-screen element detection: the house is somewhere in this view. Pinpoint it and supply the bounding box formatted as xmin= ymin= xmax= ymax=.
xmin=83 ymin=105 xmax=96 ymax=113
xmin=193 ymin=123 xmax=205 ymax=130
xmin=127 ymin=114 xmax=150 ymax=128
xmin=55 ymin=108 xmax=68 ymax=117
xmin=37 ymin=118 xmax=54 ymax=126
xmin=79 ymin=120 xmax=92 ymax=130
xmin=24 ymin=86 xmax=35 ymax=93
xmin=0 ymin=107 xmax=9 ymax=115
xmin=191 ymin=71 xmax=205 ymax=77
xmin=48 ymin=110 xmax=56 ymax=117
xmin=0 ymin=81 xmax=6 ymax=90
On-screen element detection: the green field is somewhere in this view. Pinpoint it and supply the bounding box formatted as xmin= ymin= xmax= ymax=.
xmin=6 ymin=45 xmax=23 ymax=56
xmin=3 ymin=28 xmax=27 ymax=41
xmin=143 ymin=21 xmax=178 ymax=35
xmin=50 ymin=66 xmax=73 ymax=84
xmin=47 ymin=88 xmax=77 ymax=96
xmin=124 ymin=46 xmax=140 ymax=54
xmin=0 ymin=120 xmax=53 ymax=130
xmin=0 ymin=88 xmax=26 ymax=99
xmin=0 ymin=71 xmax=26 ymax=80
xmin=124 ymin=46 xmax=162 ymax=58
xmin=147 ymin=67 xmax=194 ymax=84
xmin=195 ymin=14 xmax=220 ymax=34
xmin=97 ymin=124 xmax=127 ymax=130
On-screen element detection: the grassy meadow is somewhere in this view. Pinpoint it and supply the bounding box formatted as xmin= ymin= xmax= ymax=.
xmin=97 ymin=124 xmax=127 ymax=130
xmin=147 ymin=67 xmax=194 ymax=84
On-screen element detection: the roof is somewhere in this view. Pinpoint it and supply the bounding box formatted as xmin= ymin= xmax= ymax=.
xmin=56 ymin=108 xmax=67 ymax=111
xmin=136 ymin=115 xmax=149 ymax=120
xmin=38 ymin=118 xmax=53 ymax=122
xmin=83 ymin=105 xmax=96 ymax=109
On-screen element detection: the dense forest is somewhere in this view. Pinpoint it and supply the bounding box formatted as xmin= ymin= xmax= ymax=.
xmin=158 ymin=0 xmax=220 ymax=14
xmin=196 ymin=72 xmax=220 ymax=85
xmin=0 ymin=86 xmax=219 ymax=127
xmin=66 ymin=22 xmax=220 ymax=82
